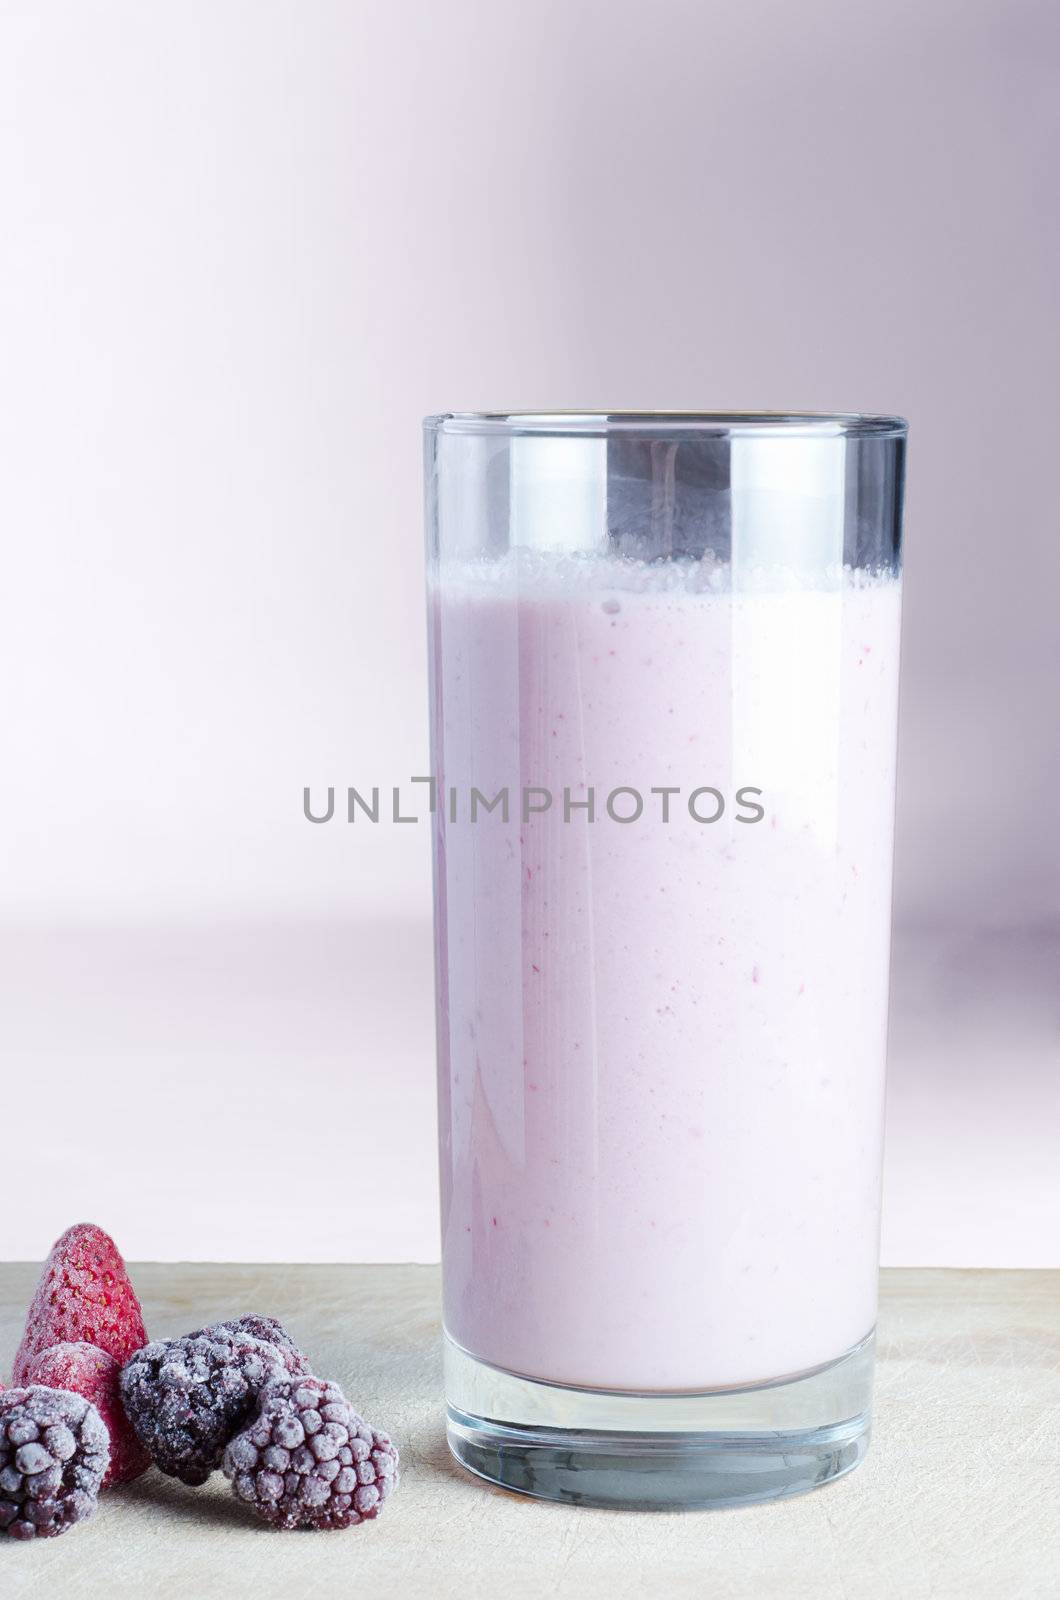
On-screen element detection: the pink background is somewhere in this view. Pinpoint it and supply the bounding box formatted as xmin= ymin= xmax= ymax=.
xmin=0 ymin=0 xmax=1056 ymax=1262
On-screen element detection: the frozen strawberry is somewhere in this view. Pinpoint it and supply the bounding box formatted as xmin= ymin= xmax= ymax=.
xmin=12 ymin=1224 xmax=147 ymax=1386
xmin=22 ymin=1344 xmax=149 ymax=1488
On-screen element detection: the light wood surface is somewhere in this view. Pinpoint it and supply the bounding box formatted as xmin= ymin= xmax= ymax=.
xmin=1 ymin=1265 xmax=1057 ymax=1598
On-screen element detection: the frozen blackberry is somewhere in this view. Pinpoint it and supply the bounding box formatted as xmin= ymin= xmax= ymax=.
xmin=119 ymin=1315 xmax=310 ymax=1486
xmin=0 ymin=1385 xmax=110 ymax=1541
xmin=223 ymin=1376 xmax=398 ymax=1531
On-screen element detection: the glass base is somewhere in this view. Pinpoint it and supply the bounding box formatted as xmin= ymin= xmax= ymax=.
xmin=444 ymin=1331 xmax=874 ymax=1510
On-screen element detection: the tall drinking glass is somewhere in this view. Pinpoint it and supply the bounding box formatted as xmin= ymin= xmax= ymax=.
xmin=424 ymin=412 xmax=906 ymax=1509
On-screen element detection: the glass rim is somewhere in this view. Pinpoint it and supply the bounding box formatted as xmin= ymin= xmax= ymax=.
xmin=424 ymin=410 xmax=907 ymax=440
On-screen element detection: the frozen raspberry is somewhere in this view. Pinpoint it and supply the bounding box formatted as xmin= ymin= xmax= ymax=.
xmin=0 ymin=1385 xmax=109 ymax=1541
xmin=13 ymin=1224 xmax=147 ymax=1384
xmin=223 ymin=1376 xmax=398 ymax=1530
xmin=23 ymin=1344 xmax=149 ymax=1488
xmin=120 ymin=1316 xmax=310 ymax=1486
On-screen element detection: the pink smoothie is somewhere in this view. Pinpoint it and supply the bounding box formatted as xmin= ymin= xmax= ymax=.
xmin=430 ymin=551 xmax=902 ymax=1391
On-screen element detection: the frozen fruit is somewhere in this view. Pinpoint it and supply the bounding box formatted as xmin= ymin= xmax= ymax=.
xmin=120 ymin=1316 xmax=310 ymax=1486
xmin=23 ymin=1343 xmax=149 ymax=1488
xmin=13 ymin=1224 xmax=147 ymax=1384
xmin=223 ymin=1376 xmax=398 ymax=1531
xmin=0 ymin=1385 xmax=109 ymax=1541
